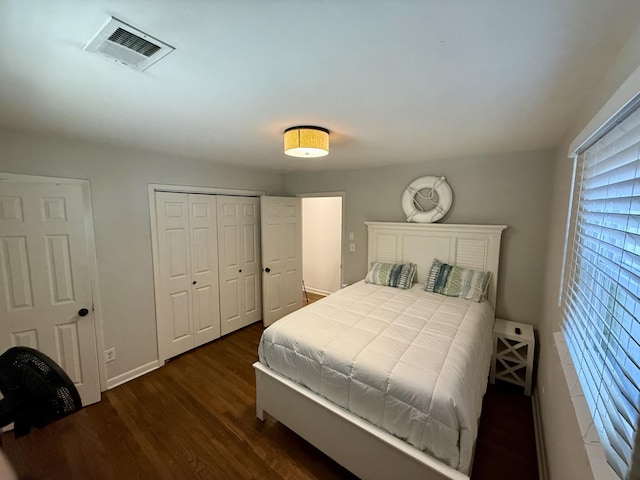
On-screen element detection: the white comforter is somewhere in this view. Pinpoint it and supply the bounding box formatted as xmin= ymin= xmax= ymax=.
xmin=258 ymin=281 xmax=495 ymax=474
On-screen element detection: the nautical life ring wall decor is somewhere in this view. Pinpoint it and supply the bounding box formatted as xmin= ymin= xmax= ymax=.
xmin=401 ymin=176 xmax=453 ymax=223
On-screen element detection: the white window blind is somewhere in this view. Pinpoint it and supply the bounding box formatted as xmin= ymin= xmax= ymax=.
xmin=563 ymin=97 xmax=640 ymax=480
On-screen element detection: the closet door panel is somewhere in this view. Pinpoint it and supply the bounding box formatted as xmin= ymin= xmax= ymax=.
xmin=224 ymin=278 xmax=241 ymax=321
xmin=217 ymin=196 xmax=261 ymax=335
xmin=241 ymin=203 xmax=261 ymax=324
xmin=243 ymin=224 xmax=257 ymax=264
xmin=170 ymin=291 xmax=190 ymax=339
xmin=155 ymin=192 xmax=194 ymax=360
xmin=167 ymin=229 xmax=189 ymax=279
xmin=219 ymin=218 xmax=242 ymax=334
xmin=193 ymin=284 xmax=214 ymax=333
xmin=222 ymin=225 xmax=240 ymax=268
xmin=188 ymin=195 xmax=221 ymax=348
xmin=267 ymin=272 xmax=282 ymax=316
xmin=283 ymin=221 xmax=302 ymax=309
xmin=244 ymin=273 xmax=259 ymax=316
xmin=284 ymin=268 xmax=301 ymax=310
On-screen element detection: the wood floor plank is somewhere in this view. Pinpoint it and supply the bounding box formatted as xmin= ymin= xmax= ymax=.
xmin=1 ymin=320 xmax=537 ymax=480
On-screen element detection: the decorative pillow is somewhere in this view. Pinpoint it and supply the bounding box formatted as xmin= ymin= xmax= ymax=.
xmin=365 ymin=262 xmax=417 ymax=289
xmin=424 ymin=259 xmax=445 ymax=292
xmin=424 ymin=259 xmax=491 ymax=302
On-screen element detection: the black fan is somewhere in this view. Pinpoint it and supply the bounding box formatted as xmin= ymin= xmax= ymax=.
xmin=0 ymin=347 xmax=82 ymax=437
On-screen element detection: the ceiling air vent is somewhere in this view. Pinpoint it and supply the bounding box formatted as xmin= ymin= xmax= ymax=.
xmin=84 ymin=17 xmax=174 ymax=71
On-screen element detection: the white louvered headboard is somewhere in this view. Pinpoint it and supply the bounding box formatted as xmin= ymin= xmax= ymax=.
xmin=365 ymin=222 xmax=507 ymax=308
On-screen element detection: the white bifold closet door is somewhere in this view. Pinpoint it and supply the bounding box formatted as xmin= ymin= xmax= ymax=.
xmin=217 ymin=196 xmax=262 ymax=335
xmin=155 ymin=192 xmax=221 ymax=361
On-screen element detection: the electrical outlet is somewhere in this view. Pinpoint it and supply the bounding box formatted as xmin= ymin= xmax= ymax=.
xmin=105 ymin=347 xmax=116 ymax=363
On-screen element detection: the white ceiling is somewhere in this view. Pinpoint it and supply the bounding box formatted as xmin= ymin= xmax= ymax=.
xmin=1 ymin=1 xmax=639 ymax=172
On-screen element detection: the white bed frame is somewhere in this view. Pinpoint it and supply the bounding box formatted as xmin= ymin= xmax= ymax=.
xmin=254 ymin=222 xmax=507 ymax=480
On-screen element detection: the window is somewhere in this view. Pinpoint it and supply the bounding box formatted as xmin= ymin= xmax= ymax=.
xmin=562 ymin=95 xmax=640 ymax=479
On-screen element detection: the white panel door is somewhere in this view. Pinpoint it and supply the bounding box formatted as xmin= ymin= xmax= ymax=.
xmin=217 ymin=196 xmax=261 ymax=335
xmin=155 ymin=192 xmax=222 ymax=361
xmin=261 ymin=196 xmax=302 ymax=327
xmin=155 ymin=192 xmax=194 ymax=360
xmin=0 ymin=181 xmax=100 ymax=405
xmin=188 ymin=194 xmax=221 ymax=348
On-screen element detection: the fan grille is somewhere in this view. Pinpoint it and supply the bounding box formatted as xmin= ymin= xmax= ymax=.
xmin=108 ymin=27 xmax=161 ymax=57
xmin=84 ymin=17 xmax=174 ymax=71
xmin=0 ymin=346 xmax=82 ymax=436
xmin=12 ymin=350 xmax=80 ymax=416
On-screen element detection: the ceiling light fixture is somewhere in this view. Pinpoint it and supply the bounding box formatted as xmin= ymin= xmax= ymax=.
xmin=283 ymin=126 xmax=329 ymax=158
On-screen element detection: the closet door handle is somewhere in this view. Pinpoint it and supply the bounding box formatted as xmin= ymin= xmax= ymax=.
xmin=239 ymin=269 xmax=242 ymax=273
xmin=192 ymin=281 xmax=197 ymax=285
xmin=265 ymin=267 xmax=271 ymax=273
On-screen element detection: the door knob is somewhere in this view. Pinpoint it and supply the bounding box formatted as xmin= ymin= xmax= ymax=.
xmin=265 ymin=267 xmax=271 ymax=273
xmin=78 ymin=308 xmax=89 ymax=317
xmin=239 ymin=269 xmax=242 ymax=273
xmin=192 ymin=281 xmax=197 ymax=285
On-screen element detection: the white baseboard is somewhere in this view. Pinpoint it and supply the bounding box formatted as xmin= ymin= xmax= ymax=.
xmin=532 ymin=388 xmax=549 ymax=480
xmin=305 ymin=286 xmax=334 ymax=296
xmin=106 ymin=360 xmax=160 ymax=390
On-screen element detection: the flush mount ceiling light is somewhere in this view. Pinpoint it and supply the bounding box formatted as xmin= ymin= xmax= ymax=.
xmin=283 ymin=126 xmax=330 ymax=158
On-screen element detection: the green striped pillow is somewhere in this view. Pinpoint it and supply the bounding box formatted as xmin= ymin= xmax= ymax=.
xmin=424 ymin=259 xmax=491 ymax=302
xmin=365 ymin=262 xmax=417 ymax=289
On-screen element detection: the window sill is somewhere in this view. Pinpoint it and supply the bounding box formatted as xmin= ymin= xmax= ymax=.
xmin=553 ymin=332 xmax=619 ymax=480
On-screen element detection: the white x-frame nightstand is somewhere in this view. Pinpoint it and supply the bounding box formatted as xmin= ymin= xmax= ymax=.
xmin=490 ymin=318 xmax=535 ymax=396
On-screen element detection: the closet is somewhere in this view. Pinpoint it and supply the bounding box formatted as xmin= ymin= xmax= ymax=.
xmin=154 ymin=192 xmax=260 ymax=362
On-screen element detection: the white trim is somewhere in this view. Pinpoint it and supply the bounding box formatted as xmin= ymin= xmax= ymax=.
xmin=305 ymin=286 xmax=332 ymax=296
xmin=79 ymin=180 xmax=108 ymax=392
xmin=0 ymin=172 xmax=108 ymax=392
xmin=558 ymin=154 xmax=579 ymax=306
xmin=532 ymin=388 xmax=549 ymax=480
xmin=0 ymin=173 xmax=89 ymax=185
xmin=150 ymin=183 xmax=264 ymax=196
xmin=364 ymin=221 xmax=507 ymax=235
xmin=554 ymin=332 xmax=619 ymax=480
xmin=296 ymin=191 xmax=345 ymax=198
xmin=148 ymin=183 xmax=265 ymax=364
xmin=106 ymin=360 xmax=160 ymax=390
xmin=569 ymin=64 xmax=640 ymax=156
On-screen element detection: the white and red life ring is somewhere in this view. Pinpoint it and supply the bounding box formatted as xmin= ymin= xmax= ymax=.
xmin=401 ymin=176 xmax=453 ymax=223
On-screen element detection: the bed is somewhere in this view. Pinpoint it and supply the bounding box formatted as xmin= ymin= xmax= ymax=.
xmin=254 ymin=222 xmax=507 ymax=480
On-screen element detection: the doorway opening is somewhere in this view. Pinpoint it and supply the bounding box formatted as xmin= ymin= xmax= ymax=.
xmin=301 ymin=195 xmax=343 ymax=299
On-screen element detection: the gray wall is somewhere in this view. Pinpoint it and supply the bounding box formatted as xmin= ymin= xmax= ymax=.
xmin=0 ymin=130 xmax=285 ymax=382
xmin=537 ymin=20 xmax=640 ymax=480
xmin=285 ymin=150 xmax=555 ymax=325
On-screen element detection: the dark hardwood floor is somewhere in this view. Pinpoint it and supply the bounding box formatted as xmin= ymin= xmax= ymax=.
xmin=473 ymin=383 xmax=539 ymax=479
xmin=303 ymin=291 xmax=325 ymax=306
xmin=2 ymin=306 xmax=538 ymax=480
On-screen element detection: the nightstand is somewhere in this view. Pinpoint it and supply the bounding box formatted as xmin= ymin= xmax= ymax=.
xmin=490 ymin=318 xmax=535 ymax=396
